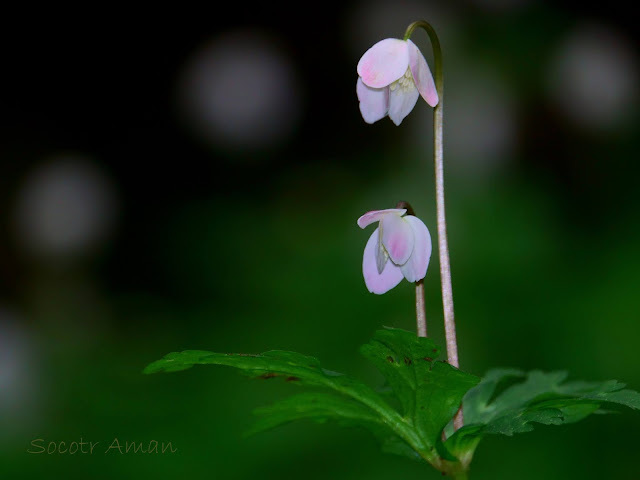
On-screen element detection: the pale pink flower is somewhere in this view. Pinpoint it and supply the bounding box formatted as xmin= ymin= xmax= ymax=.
xmin=357 ymin=208 xmax=432 ymax=294
xmin=357 ymin=38 xmax=438 ymax=126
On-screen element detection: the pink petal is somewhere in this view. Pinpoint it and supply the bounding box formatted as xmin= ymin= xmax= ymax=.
xmin=356 ymin=77 xmax=389 ymax=124
xmin=380 ymin=212 xmax=414 ymax=265
xmin=357 ymin=208 xmax=407 ymax=229
xmin=400 ymin=215 xmax=432 ymax=282
xmin=357 ymin=38 xmax=409 ymax=89
xmin=388 ymin=83 xmax=419 ymax=126
xmin=363 ymin=228 xmax=404 ymax=294
xmin=407 ymin=40 xmax=439 ymax=107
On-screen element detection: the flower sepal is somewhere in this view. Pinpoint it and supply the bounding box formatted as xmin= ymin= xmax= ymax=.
xmin=358 ymin=207 xmax=432 ymax=294
xmin=356 ymin=38 xmax=438 ymax=125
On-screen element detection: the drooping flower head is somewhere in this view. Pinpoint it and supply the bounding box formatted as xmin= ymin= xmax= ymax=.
xmin=357 ymin=38 xmax=438 ymax=126
xmin=358 ymin=208 xmax=432 ymax=294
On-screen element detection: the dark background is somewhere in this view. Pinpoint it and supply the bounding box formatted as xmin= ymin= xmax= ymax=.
xmin=1 ymin=1 xmax=639 ymax=478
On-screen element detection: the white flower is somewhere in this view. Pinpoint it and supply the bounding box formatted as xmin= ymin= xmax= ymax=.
xmin=357 ymin=208 xmax=432 ymax=294
xmin=357 ymin=38 xmax=438 ymax=125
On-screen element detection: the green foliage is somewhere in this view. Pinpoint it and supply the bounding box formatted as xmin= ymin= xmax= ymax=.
xmin=246 ymin=392 xmax=384 ymax=436
xmin=144 ymin=338 xmax=419 ymax=457
xmin=144 ymin=330 xmax=640 ymax=477
xmin=443 ymin=369 xmax=640 ymax=466
xmin=361 ymin=328 xmax=479 ymax=448
xmin=144 ymin=328 xmax=480 ymax=469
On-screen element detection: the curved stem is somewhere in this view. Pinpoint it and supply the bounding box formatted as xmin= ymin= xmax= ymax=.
xmin=404 ymin=21 xmax=463 ymax=430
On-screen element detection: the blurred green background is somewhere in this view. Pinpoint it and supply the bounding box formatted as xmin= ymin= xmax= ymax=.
xmin=1 ymin=1 xmax=639 ymax=479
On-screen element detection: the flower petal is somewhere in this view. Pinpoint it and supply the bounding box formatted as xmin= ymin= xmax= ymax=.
xmin=407 ymin=40 xmax=438 ymax=107
xmin=400 ymin=215 xmax=432 ymax=282
xmin=357 ymin=38 xmax=409 ymax=88
xmin=357 ymin=208 xmax=407 ymax=229
xmin=388 ymin=81 xmax=420 ymax=126
xmin=380 ymin=213 xmax=414 ymax=265
xmin=356 ymin=77 xmax=389 ymax=124
xmin=375 ymin=228 xmax=389 ymax=274
xmin=363 ymin=228 xmax=404 ymax=294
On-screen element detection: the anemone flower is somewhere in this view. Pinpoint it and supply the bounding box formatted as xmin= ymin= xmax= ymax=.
xmin=356 ymin=38 xmax=439 ymax=126
xmin=358 ymin=208 xmax=432 ymax=294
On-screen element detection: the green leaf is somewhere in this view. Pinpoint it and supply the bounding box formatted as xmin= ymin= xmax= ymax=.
xmin=459 ymin=367 xmax=525 ymax=426
xmin=361 ymin=328 xmax=480 ymax=448
xmin=379 ymin=435 xmax=425 ymax=462
xmin=144 ymin=349 xmax=402 ymax=421
xmin=144 ymin=349 xmax=328 ymax=384
xmin=556 ymin=379 xmax=640 ymax=410
xmin=145 ymin=334 xmax=640 ymax=476
xmin=360 ymin=328 xmax=440 ymax=417
xmin=443 ymin=424 xmax=483 ymax=460
xmin=445 ymin=368 xmax=640 ymax=463
xmin=145 ymin=329 xmax=482 ymax=467
xmin=144 ymin=344 xmax=421 ymax=459
xmin=247 ymin=391 xmax=422 ymax=462
xmin=466 ymin=369 xmax=640 ymax=435
xmin=247 ymin=392 xmax=385 ymax=435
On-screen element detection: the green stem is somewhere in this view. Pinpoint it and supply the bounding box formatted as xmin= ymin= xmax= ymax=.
xmin=437 ymin=459 xmax=470 ymax=479
xmin=404 ymin=21 xmax=463 ymax=431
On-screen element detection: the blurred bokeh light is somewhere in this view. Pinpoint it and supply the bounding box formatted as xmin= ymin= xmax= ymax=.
xmin=547 ymin=21 xmax=638 ymax=130
xmin=177 ymin=30 xmax=302 ymax=154
xmin=0 ymin=309 xmax=40 ymax=443
xmin=12 ymin=155 xmax=117 ymax=262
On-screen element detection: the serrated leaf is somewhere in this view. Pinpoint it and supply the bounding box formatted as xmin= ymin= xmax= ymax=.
xmin=361 ymin=328 xmax=480 ymax=448
xmin=144 ymin=349 xmax=327 ymax=383
xmin=145 ymin=334 xmax=640 ymax=476
xmin=557 ymin=379 xmax=640 ymax=410
xmin=379 ymin=435 xmax=426 ymax=462
xmin=460 ymin=368 xmax=525 ymax=426
xmin=360 ymin=328 xmax=440 ymax=417
xmin=247 ymin=391 xmax=422 ymax=462
xmin=443 ymin=424 xmax=483 ymax=461
xmin=445 ymin=368 xmax=640 ymax=462
xmin=144 ymin=343 xmax=423 ymax=459
xmin=246 ymin=392 xmax=385 ymax=435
